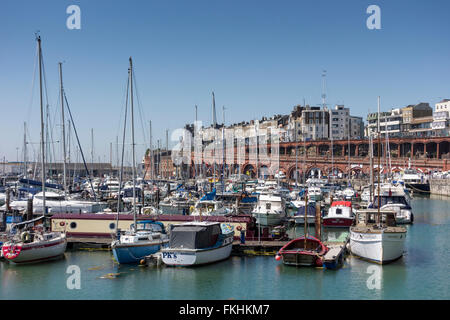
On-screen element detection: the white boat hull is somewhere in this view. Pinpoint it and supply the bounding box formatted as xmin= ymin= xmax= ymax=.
xmin=2 ymin=234 xmax=67 ymax=264
xmin=349 ymin=230 xmax=406 ymax=264
xmin=253 ymin=213 xmax=283 ymax=226
xmin=292 ymin=216 xmax=316 ymax=225
xmin=161 ymin=242 xmax=233 ymax=266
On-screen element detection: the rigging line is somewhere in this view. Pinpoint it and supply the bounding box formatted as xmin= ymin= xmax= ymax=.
xmin=116 ymin=75 xmax=131 ymax=143
xmin=63 ymin=91 xmax=97 ymax=201
xmin=132 ymin=69 xmax=149 ymax=146
xmin=26 ymin=44 xmax=39 ymax=129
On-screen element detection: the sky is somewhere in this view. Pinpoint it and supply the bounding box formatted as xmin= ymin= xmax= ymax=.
xmin=0 ymin=0 xmax=449 ymax=164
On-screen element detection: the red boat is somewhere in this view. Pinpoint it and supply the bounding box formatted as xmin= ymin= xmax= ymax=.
xmin=323 ymin=201 xmax=355 ymax=228
xmin=275 ymin=236 xmax=328 ymax=267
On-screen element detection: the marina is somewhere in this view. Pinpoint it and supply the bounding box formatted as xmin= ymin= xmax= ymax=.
xmin=1 ymin=1 xmax=449 ymax=304
xmin=1 ymin=195 xmax=449 ymax=299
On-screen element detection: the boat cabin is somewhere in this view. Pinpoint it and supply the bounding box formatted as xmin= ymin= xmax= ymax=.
xmin=168 ymin=222 xmax=221 ymax=250
xmin=355 ymin=209 xmax=397 ymax=227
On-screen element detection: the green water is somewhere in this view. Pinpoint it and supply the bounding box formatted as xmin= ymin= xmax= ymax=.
xmin=1 ymin=196 xmax=449 ymax=300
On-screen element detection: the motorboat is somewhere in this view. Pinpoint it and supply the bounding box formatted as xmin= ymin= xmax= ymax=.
xmin=323 ymin=201 xmax=355 ymax=228
xmin=369 ymin=184 xmax=414 ymax=224
xmin=307 ymin=187 xmax=323 ymax=202
xmin=343 ymin=187 xmax=355 ymax=200
xmin=161 ymin=221 xmax=234 ymax=266
xmin=252 ymin=192 xmax=286 ymax=226
xmin=191 ymin=199 xmax=229 ymax=216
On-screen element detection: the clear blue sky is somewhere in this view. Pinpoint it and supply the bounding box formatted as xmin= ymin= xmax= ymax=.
xmin=1 ymin=0 xmax=449 ymax=163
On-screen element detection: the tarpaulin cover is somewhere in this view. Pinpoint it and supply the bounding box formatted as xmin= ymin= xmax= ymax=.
xmin=295 ymin=205 xmax=316 ymax=216
xmin=169 ymin=224 xmax=221 ymax=249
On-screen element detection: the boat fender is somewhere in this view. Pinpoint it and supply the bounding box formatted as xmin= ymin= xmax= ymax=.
xmin=21 ymin=231 xmax=31 ymax=243
xmin=189 ymin=206 xmax=194 ymax=213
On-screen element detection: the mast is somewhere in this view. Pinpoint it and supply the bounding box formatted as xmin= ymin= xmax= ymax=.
xmin=212 ymin=92 xmax=217 ymax=185
xmin=304 ymin=191 xmax=308 ymax=248
xmin=23 ymin=122 xmax=27 ymax=178
xmin=295 ymin=116 xmax=298 ymax=188
xmin=129 ymin=57 xmax=137 ymax=229
xmin=91 ymin=128 xmax=94 ymax=177
xmin=149 ymin=120 xmax=153 ymax=180
xmin=59 ymin=62 xmax=67 ymax=194
xmin=377 ymin=96 xmax=381 ymax=225
xmin=37 ymin=35 xmax=46 ymax=218
xmin=348 ymin=116 xmax=351 ymax=182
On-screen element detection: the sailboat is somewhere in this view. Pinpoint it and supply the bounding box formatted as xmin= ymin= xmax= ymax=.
xmin=349 ymin=97 xmax=406 ymax=264
xmin=110 ymin=58 xmax=168 ymax=264
xmin=2 ymin=35 xmax=67 ymax=264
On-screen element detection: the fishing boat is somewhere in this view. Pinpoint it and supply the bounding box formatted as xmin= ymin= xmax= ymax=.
xmin=323 ymin=201 xmax=355 ymax=228
xmin=275 ymin=235 xmax=328 ymax=267
xmin=349 ymin=209 xmax=406 ymax=264
xmin=111 ymin=220 xmax=169 ymax=264
xmin=251 ymin=192 xmax=286 ymax=226
xmin=349 ymin=97 xmax=407 ymax=264
xmin=161 ymin=221 xmax=234 ymax=266
xmin=2 ymin=216 xmax=67 ymax=264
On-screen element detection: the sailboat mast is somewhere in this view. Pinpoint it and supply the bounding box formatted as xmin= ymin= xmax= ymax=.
xmin=37 ymin=35 xmax=46 ymax=217
xmin=377 ymin=96 xmax=381 ymax=224
xmin=59 ymin=62 xmax=67 ymax=194
xmin=129 ymin=57 xmax=137 ymax=228
xmin=23 ymin=122 xmax=27 ymax=178
xmin=348 ymin=116 xmax=350 ymax=181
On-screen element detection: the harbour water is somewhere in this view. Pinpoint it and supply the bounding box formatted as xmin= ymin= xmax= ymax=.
xmin=1 ymin=196 xmax=449 ymax=300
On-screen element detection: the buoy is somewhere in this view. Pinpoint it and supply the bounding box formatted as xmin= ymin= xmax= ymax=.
xmin=275 ymin=255 xmax=281 ymax=261
xmin=140 ymin=259 xmax=146 ymax=265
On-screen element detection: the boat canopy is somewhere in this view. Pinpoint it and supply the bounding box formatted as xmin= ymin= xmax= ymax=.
xmin=295 ymin=205 xmax=316 ymax=216
xmin=169 ymin=223 xmax=221 ymax=249
xmin=331 ymin=201 xmax=352 ymax=207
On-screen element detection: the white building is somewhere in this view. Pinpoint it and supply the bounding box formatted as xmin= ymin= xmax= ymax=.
xmin=300 ymin=106 xmax=329 ymax=141
xmin=432 ymin=99 xmax=450 ymax=136
xmin=330 ymin=105 xmax=350 ymax=140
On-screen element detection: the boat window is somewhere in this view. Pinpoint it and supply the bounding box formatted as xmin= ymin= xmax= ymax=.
xmin=109 ymin=223 xmax=115 ymax=230
xmin=266 ymin=203 xmax=271 ymax=210
xmin=372 ymin=196 xmax=408 ymax=208
xmin=336 ymin=208 xmax=342 ymax=215
xmin=70 ymin=222 xmax=77 ymax=229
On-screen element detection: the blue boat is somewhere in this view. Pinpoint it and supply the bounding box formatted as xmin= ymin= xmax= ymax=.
xmin=111 ymin=220 xmax=169 ymax=264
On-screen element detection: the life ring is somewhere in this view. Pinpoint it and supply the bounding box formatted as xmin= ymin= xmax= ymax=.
xmin=236 ymin=226 xmax=242 ymax=231
xmin=59 ymin=221 xmax=66 ymax=227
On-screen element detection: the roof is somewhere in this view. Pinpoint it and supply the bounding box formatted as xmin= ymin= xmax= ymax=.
xmin=331 ymin=201 xmax=352 ymax=207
